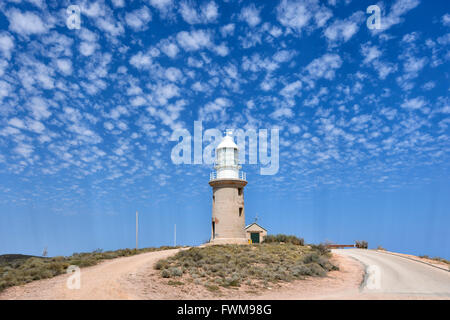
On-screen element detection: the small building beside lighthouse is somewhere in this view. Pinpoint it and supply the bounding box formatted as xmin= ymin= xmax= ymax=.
xmin=209 ymin=130 xmax=248 ymax=244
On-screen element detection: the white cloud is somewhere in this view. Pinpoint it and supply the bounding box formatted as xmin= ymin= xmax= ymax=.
xmin=8 ymin=117 xmax=26 ymax=129
xmin=96 ymin=17 xmax=124 ymax=37
xmin=26 ymin=119 xmax=45 ymax=133
xmin=29 ymin=97 xmax=51 ymax=119
xmin=422 ymin=81 xmax=435 ymax=90
xmin=213 ymin=43 xmax=229 ymax=56
xmin=361 ymin=43 xmax=382 ymax=64
xmin=176 ymin=30 xmax=211 ymax=51
xmin=0 ymin=33 xmax=14 ymax=59
xmin=273 ymin=50 xmax=296 ymax=63
xmin=360 ymin=42 xmax=397 ymax=79
xmin=149 ymin=0 xmax=174 ymax=16
xmin=131 ymin=96 xmax=147 ymax=107
xmin=80 ymin=2 xmax=103 ymax=17
xmin=372 ymin=60 xmax=397 ymax=80
xmin=130 ymin=51 xmax=153 ymax=69
xmin=56 ymin=58 xmax=72 ymax=75
xmin=305 ymin=53 xmax=342 ymax=80
xmin=324 ymin=11 xmax=364 ymax=43
xmin=239 ymin=4 xmax=261 ymax=27
xmin=14 ymin=143 xmax=34 ymax=158
xmin=159 ymin=39 xmax=179 ymax=58
xmin=104 ymin=122 xmax=114 ymax=130
xmin=280 ymin=80 xmax=302 ymax=98
xmin=403 ymin=55 xmax=426 ymax=74
xmin=111 ymin=0 xmax=125 ymax=8
xmin=401 ymin=97 xmax=426 ymax=110
xmin=198 ymin=97 xmax=232 ymax=122
xmin=179 ymin=1 xmax=218 ymax=24
xmin=271 ymin=106 xmax=294 ymax=119
xmin=276 ymin=0 xmax=332 ymax=34
xmin=7 ymin=9 xmax=48 ymax=36
xmin=202 ymin=1 xmax=219 ymax=22
xmin=165 ymin=67 xmax=182 ymax=82
xmin=442 ymin=13 xmax=450 ymax=27
xmin=149 ymin=83 xmax=180 ymax=105
xmin=125 ymin=6 xmax=152 ymax=31
xmin=220 ymin=23 xmax=235 ymax=37
xmin=79 ymin=42 xmax=97 ymax=56
xmin=379 ymin=0 xmax=420 ymax=31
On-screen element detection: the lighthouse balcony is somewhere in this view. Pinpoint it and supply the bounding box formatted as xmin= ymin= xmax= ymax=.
xmin=210 ymin=171 xmax=246 ymax=181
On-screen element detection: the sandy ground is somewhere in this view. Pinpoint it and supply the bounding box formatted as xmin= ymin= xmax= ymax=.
xmin=0 ymin=249 xmax=366 ymax=300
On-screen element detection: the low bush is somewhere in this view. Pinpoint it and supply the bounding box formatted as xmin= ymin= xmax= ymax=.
xmin=309 ymin=243 xmax=331 ymax=256
xmin=155 ymin=243 xmax=337 ymax=291
xmin=262 ymin=234 xmax=304 ymax=246
xmin=355 ymin=241 xmax=368 ymax=249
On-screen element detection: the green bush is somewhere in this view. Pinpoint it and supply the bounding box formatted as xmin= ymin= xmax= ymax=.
xmin=355 ymin=241 xmax=368 ymax=249
xmin=262 ymin=234 xmax=304 ymax=246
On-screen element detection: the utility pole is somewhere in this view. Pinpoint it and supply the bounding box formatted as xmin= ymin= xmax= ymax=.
xmin=136 ymin=210 xmax=138 ymax=250
xmin=174 ymin=224 xmax=176 ymax=247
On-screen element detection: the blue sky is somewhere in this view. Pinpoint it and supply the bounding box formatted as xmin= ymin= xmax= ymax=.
xmin=0 ymin=0 xmax=449 ymax=258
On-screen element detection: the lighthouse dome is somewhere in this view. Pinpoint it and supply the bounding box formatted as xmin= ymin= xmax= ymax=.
xmin=217 ymin=132 xmax=238 ymax=150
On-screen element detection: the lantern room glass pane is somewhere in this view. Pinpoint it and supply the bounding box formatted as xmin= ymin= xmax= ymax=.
xmin=217 ymin=149 xmax=225 ymax=165
xmin=225 ymin=148 xmax=234 ymax=165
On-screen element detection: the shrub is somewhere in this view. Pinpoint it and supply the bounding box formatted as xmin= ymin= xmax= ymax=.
xmin=262 ymin=234 xmax=304 ymax=246
xmin=155 ymin=243 xmax=337 ymax=292
xmin=355 ymin=241 xmax=368 ymax=249
xmin=309 ymin=243 xmax=330 ymax=255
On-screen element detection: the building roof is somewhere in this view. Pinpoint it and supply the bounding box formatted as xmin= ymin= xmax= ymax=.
xmin=244 ymin=222 xmax=267 ymax=231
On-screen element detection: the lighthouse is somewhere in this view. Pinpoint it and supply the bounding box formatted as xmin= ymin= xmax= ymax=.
xmin=209 ymin=130 xmax=248 ymax=244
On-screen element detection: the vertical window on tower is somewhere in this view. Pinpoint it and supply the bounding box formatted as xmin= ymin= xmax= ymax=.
xmin=238 ymin=188 xmax=242 ymax=196
xmin=239 ymin=207 xmax=243 ymax=216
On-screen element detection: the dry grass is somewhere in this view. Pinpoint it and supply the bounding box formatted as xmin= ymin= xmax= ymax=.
xmin=155 ymin=243 xmax=338 ymax=291
xmin=0 ymin=246 xmax=180 ymax=292
xmin=419 ymin=255 xmax=450 ymax=265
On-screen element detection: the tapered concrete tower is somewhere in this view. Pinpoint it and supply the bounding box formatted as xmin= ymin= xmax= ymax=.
xmin=209 ymin=130 xmax=248 ymax=244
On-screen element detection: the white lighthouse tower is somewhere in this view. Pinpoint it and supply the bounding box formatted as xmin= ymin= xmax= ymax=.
xmin=209 ymin=130 xmax=248 ymax=244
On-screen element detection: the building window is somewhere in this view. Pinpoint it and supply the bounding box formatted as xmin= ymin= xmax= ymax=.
xmin=239 ymin=207 xmax=243 ymax=216
xmin=238 ymin=188 xmax=242 ymax=196
xmin=213 ymin=195 xmax=215 ymax=202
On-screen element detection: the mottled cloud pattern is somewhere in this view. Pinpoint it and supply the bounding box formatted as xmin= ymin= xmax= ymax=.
xmin=0 ymin=0 xmax=448 ymax=216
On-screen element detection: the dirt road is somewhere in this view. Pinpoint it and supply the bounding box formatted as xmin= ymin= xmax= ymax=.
xmin=0 ymin=248 xmax=181 ymax=300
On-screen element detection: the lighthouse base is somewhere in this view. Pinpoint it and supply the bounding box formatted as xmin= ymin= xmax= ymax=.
xmin=209 ymin=237 xmax=249 ymax=245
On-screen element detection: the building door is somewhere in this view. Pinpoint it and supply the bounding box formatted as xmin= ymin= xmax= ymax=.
xmin=251 ymin=232 xmax=260 ymax=243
